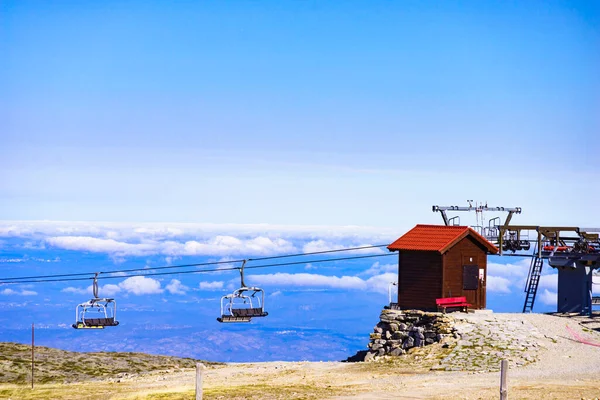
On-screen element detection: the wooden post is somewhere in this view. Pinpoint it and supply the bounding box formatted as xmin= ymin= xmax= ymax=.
xmin=500 ymin=359 xmax=508 ymax=400
xmin=31 ymin=323 xmax=34 ymax=389
xmin=195 ymin=363 xmax=205 ymax=400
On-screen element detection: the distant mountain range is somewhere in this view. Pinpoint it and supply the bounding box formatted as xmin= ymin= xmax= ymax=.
xmin=2 ymin=326 xmax=367 ymax=362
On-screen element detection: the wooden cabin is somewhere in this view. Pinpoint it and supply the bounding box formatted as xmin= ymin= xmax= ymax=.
xmin=387 ymin=224 xmax=498 ymax=311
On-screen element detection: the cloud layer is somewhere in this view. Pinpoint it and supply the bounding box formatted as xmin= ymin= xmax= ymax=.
xmin=46 ymin=235 xmax=297 ymax=258
xmin=249 ymin=271 xmax=397 ymax=294
xmin=0 ymin=288 xmax=37 ymax=296
xmin=62 ymin=276 xmax=183 ymax=296
xmin=486 ymin=259 xmax=558 ymax=295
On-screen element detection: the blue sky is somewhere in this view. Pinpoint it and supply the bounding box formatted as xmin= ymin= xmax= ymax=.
xmin=1 ymin=1 xmax=599 ymax=360
xmin=2 ymin=0 xmax=599 ymax=225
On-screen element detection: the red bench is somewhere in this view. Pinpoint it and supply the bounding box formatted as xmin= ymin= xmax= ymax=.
xmin=436 ymin=296 xmax=471 ymax=313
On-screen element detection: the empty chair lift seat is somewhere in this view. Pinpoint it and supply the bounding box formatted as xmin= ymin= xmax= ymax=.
xmin=232 ymin=308 xmax=268 ymax=318
xmin=436 ymin=296 xmax=471 ymax=313
xmin=72 ymin=317 xmax=119 ymax=329
xmin=217 ymin=315 xmax=252 ymax=323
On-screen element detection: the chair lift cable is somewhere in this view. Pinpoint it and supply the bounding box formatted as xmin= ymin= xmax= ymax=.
xmin=0 ymin=244 xmax=390 ymax=283
xmin=0 ymin=252 xmax=396 ymax=284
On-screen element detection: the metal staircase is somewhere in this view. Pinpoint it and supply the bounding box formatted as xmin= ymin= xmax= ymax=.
xmin=523 ymin=255 xmax=543 ymax=313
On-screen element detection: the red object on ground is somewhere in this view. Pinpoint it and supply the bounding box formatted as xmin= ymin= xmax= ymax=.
xmin=566 ymin=325 xmax=600 ymax=347
xmin=435 ymin=296 xmax=471 ymax=313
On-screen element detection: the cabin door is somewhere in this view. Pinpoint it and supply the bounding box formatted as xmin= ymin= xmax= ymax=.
xmin=462 ymin=261 xmax=480 ymax=309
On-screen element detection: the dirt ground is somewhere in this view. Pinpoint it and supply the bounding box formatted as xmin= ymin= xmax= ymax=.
xmin=1 ymin=313 xmax=600 ymax=400
xmin=2 ymin=360 xmax=598 ymax=400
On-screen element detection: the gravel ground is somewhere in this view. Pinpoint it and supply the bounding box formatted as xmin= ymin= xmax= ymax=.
xmin=510 ymin=312 xmax=600 ymax=379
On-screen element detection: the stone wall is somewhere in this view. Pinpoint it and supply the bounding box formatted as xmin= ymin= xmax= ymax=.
xmin=361 ymin=309 xmax=456 ymax=361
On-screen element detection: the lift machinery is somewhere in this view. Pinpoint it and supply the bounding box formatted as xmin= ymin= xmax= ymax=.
xmin=433 ymin=202 xmax=600 ymax=314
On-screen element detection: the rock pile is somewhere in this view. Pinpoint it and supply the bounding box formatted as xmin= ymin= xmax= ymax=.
xmin=362 ymin=309 xmax=455 ymax=361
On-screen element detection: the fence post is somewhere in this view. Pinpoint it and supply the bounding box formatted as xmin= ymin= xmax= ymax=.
xmin=31 ymin=323 xmax=34 ymax=389
xmin=500 ymin=359 xmax=508 ymax=400
xmin=196 ymin=363 xmax=205 ymax=400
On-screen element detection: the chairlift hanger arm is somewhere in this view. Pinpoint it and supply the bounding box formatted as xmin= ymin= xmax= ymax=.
xmin=239 ymin=260 xmax=247 ymax=288
xmin=92 ymin=272 xmax=100 ymax=299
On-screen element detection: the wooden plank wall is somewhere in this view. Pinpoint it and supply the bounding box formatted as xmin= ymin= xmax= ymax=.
xmin=398 ymin=250 xmax=442 ymax=310
xmin=442 ymin=237 xmax=488 ymax=309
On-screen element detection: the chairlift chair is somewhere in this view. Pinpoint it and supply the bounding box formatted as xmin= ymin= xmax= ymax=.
xmin=217 ymin=260 xmax=269 ymax=323
xmin=72 ymin=273 xmax=119 ymax=329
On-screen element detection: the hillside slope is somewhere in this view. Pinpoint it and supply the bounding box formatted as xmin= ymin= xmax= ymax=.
xmin=0 ymin=342 xmax=219 ymax=384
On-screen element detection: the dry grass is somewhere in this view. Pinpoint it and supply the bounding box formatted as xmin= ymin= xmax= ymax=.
xmin=0 ymin=342 xmax=220 ymax=384
xmin=0 ymin=382 xmax=133 ymax=399
xmin=0 ymin=376 xmax=352 ymax=400
xmin=429 ymin=382 xmax=600 ymax=400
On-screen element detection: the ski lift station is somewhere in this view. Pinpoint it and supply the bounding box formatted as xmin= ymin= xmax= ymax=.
xmin=392 ymin=203 xmax=600 ymax=316
xmin=387 ymin=224 xmax=498 ymax=311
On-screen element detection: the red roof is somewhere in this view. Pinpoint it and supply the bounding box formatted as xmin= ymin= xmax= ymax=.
xmin=387 ymin=224 xmax=498 ymax=254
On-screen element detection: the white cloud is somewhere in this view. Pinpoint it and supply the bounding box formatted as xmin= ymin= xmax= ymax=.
xmin=270 ymin=290 xmax=282 ymax=297
xmin=164 ymin=256 xmax=178 ymax=265
xmin=539 ymin=289 xmax=557 ymax=306
xmin=46 ymin=236 xmax=156 ymax=257
xmin=166 ymin=279 xmax=189 ymax=295
xmin=0 ymin=220 xmax=397 ymax=243
xmin=302 ymin=240 xmax=385 ymax=255
xmin=364 ymin=272 xmax=398 ymax=294
xmin=0 ymin=288 xmax=37 ymax=296
xmin=62 ymin=286 xmax=88 ymax=295
xmin=361 ymin=262 xmax=396 ymax=276
xmin=62 ymin=284 xmax=121 ymax=296
xmin=251 ymin=272 xmax=367 ymax=290
xmin=118 ymin=276 xmax=163 ymax=295
xmin=162 ymin=236 xmax=296 ymax=257
xmin=101 ymin=284 xmax=122 ymax=296
xmin=45 ymin=234 xmax=297 ymax=258
xmin=487 ymin=259 xmax=530 ymax=279
xmin=486 ymin=259 xmax=559 ymax=294
xmin=199 ymin=281 xmax=224 ymax=290
xmin=538 ymin=273 xmax=558 ymax=290
xmin=303 ymin=240 xmax=341 ymax=253
xmin=486 ymin=276 xmax=512 ymax=293
xmin=304 ymin=263 xmax=317 ymax=270
xmin=248 ymin=271 xmax=397 ymax=294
